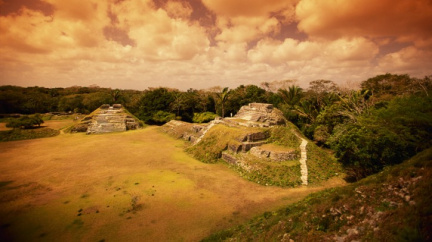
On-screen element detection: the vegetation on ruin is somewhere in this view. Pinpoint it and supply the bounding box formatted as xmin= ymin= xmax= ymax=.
xmin=228 ymin=155 xmax=303 ymax=187
xmin=192 ymin=112 xmax=218 ymax=123
xmin=186 ymin=124 xmax=265 ymax=163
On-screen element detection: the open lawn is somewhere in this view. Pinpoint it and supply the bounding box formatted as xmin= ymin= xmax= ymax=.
xmin=0 ymin=127 xmax=345 ymax=241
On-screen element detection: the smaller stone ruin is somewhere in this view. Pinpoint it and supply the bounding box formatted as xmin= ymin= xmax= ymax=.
xmin=71 ymin=104 xmax=141 ymax=134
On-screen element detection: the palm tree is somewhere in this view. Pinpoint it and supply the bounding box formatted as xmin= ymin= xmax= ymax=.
xmin=337 ymin=90 xmax=372 ymax=121
xmin=278 ymin=85 xmax=303 ymax=107
xmin=217 ymin=87 xmax=230 ymax=118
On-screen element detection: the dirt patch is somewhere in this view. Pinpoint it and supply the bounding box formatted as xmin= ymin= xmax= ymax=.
xmin=0 ymin=123 xmax=12 ymax=131
xmin=41 ymin=120 xmax=75 ymax=130
xmin=0 ymin=127 xmax=345 ymax=241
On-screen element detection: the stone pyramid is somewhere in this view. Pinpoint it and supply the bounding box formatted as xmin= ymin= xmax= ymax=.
xmin=72 ymin=104 xmax=141 ymax=134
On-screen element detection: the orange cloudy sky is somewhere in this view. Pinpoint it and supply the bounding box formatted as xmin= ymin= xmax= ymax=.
xmin=1 ymin=0 xmax=431 ymax=90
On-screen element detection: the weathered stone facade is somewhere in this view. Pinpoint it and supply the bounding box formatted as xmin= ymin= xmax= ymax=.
xmin=71 ymin=104 xmax=141 ymax=134
xmin=250 ymin=146 xmax=298 ymax=162
xmin=162 ymin=120 xmax=206 ymax=142
xmin=232 ymin=103 xmax=286 ymax=127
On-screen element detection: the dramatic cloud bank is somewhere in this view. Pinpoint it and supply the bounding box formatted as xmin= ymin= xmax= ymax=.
xmin=0 ymin=0 xmax=431 ymax=90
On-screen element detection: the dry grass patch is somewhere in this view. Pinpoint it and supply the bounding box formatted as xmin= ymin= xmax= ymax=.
xmin=0 ymin=127 xmax=345 ymax=241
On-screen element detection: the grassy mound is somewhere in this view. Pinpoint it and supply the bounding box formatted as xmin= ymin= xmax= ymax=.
xmin=187 ymin=122 xmax=341 ymax=188
xmin=267 ymin=124 xmax=301 ymax=148
xmin=186 ymin=124 xmax=265 ymax=163
xmin=203 ymin=147 xmax=432 ymax=241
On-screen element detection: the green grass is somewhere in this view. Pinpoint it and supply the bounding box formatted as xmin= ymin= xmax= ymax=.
xmin=203 ymin=147 xmax=432 ymax=241
xmin=306 ymin=142 xmax=343 ymax=184
xmin=267 ymin=125 xmax=301 ymax=148
xmin=0 ymin=128 xmax=59 ymax=142
xmin=186 ymin=124 xmax=265 ymax=163
xmin=228 ymin=157 xmax=302 ymax=187
xmin=1 ymin=127 xmax=327 ymax=241
xmin=41 ymin=114 xmax=78 ymax=121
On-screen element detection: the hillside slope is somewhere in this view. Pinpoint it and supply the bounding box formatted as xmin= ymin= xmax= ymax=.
xmin=204 ymin=147 xmax=432 ymax=241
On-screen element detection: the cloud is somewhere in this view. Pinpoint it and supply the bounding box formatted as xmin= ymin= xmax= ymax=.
xmin=42 ymin=0 xmax=99 ymax=21
xmin=296 ymin=0 xmax=432 ymax=42
xmin=163 ymin=0 xmax=193 ymax=19
xmin=202 ymin=0 xmax=297 ymax=18
xmin=0 ymin=0 xmax=430 ymax=91
xmin=213 ymin=16 xmax=280 ymax=43
xmin=112 ymin=0 xmax=210 ymax=60
xmin=377 ymin=46 xmax=432 ymax=77
xmin=248 ymin=37 xmax=379 ymax=64
xmin=202 ymin=0 xmax=298 ymax=43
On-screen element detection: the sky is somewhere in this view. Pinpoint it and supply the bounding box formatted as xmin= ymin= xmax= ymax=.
xmin=0 ymin=0 xmax=431 ymax=90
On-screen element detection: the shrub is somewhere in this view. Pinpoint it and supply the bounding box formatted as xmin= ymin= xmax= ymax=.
xmin=6 ymin=114 xmax=44 ymax=129
xmin=192 ymin=112 xmax=217 ymax=123
xmin=151 ymin=111 xmax=175 ymax=124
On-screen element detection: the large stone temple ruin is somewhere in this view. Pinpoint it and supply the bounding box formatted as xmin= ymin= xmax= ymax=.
xmin=162 ymin=103 xmax=297 ymax=163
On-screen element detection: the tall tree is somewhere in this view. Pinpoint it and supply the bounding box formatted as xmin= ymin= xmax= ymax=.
xmin=111 ymin=89 xmax=122 ymax=104
xmin=216 ymin=87 xmax=230 ymax=118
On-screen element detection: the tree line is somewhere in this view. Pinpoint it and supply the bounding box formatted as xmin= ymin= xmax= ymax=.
xmin=1 ymin=74 xmax=431 ymax=180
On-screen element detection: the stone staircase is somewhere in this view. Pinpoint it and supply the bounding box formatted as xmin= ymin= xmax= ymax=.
xmin=192 ymin=119 xmax=222 ymax=145
xmin=298 ymin=136 xmax=309 ymax=185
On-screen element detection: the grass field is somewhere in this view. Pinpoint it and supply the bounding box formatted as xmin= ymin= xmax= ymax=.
xmin=0 ymin=127 xmax=345 ymax=241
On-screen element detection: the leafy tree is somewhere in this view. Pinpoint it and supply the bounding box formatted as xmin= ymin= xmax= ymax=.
xmin=226 ymin=85 xmax=267 ymax=116
xmin=58 ymin=95 xmax=85 ymax=113
xmin=327 ymin=95 xmax=432 ymax=180
xmin=170 ymin=92 xmax=185 ymax=117
xmin=360 ymin=73 xmax=432 ymax=99
xmin=111 ymin=89 xmax=122 ymax=103
xmin=138 ymin=88 xmax=175 ymax=124
xmin=82 ymin=92 xmax=112 ymax=113
xmin=6 ymin=114 xmax=44 ymax=129
xmin=307 ymin=80 xmax=339 ymax=112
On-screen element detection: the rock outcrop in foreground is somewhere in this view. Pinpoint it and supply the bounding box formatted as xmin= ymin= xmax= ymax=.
xmin=71 ymin=104 xmax=141 ymax=134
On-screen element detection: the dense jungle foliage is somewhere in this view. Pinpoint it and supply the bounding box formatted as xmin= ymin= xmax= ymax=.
xmin=1 ymin=73 xmax=431 ymax=180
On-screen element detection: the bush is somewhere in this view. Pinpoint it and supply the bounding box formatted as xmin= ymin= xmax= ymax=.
xmin=6 ymin=114 xmax=44 ymax=129
xmin=192 ymin=112 xmax=217 ymax=123
xmin=151 ymin=111 xmax=175 ymax=124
